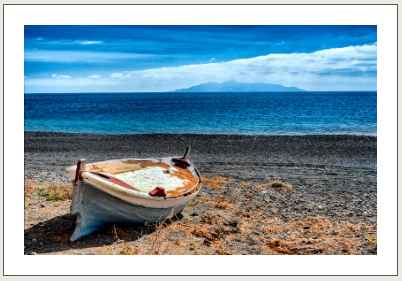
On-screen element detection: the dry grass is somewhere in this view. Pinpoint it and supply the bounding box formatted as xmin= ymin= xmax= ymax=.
xmin=24 ymin=180 xmax=35 ymax=197
xmin=259 ymin=217 xmax=376 ymax=255
xmin=25 ymin=174 xmax=375 ymax=255
xmin=202 ymin=176 xmax=231 ymax=189
xmin=231 ymin=204 xmax=377 ymax=255
xmin=240 ymin=181 xmax=251 ymax=188
xmin=213 ymin=202 xmax=229 ymax=210
xmin=201 ymin=212 xmax=220 ymax=225
xmin=25 ymin=179 xmax=73 ymax=201
xmin=254 ymin=183 xmax=265 ymax=191
xmin=245 ymin=193 xmax=255 ymax=199
xmin=99 ymin=242 xmax=140 ymax=255
xmin=268 ymin=180 xmax=293 ymax=193
xmin=365 ymin=234 xmax=377 ymax=244
xmin=93 ymin=210 xmax=376 ymax=255
xmin=214 ymin=249 xmax=232 ymax=255
xmin=210 ymin=196 xmax=234 ymax=210
xmin=38 ymin=182 xmax=73 ymax=201
xmin=188 ymin=199 xmax=200 ymax=206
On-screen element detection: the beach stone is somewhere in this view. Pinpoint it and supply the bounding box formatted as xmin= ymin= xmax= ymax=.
xmin=32 ymin=239 xmax=37 ymax=243
xmin=30 ymin=252 xmax=37 ymax=255
xmin=189 ymin=247 xmax=195 ymax=251
xmin=40 ymin=204 xmax=45 ymax=208
xmin=317 ymin=205 xmax=324 ymax=210
xmin=261 ymin=191 xmax=268 ymax=195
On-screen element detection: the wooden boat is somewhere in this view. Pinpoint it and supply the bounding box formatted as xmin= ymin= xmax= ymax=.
xmin=65 ymin=147 xmax=202 ymax=241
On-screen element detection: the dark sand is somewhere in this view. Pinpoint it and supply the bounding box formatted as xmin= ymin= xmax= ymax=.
xmin=24 ymin=132 xmax=377 ymax=255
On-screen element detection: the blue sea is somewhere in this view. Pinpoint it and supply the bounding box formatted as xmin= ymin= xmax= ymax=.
xmin=24 ymin=92 xmax=377 ymax=135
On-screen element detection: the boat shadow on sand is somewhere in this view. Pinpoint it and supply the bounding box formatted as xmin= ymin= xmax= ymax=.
xmin=24 ymin=212 xmax=184 ymax=255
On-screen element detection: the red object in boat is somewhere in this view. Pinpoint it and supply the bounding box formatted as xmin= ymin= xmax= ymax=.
xmin=172 ymin=158 xmax=191 ymax=167
xmin=172 ymin=146 xmax=192 ymax=167
xmin=149 ymin=187 xmax=166 ymax=197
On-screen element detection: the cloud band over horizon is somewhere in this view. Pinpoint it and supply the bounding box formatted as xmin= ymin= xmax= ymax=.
xmin=25 ymin=43 xmax=377 ymax=93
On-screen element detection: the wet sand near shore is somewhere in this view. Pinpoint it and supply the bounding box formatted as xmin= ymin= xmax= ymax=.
xmin=24 ymin=132 xmax=377 ymax=255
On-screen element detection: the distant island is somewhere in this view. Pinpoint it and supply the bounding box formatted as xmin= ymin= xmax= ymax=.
xmin=173 ymin=80 xmax=305 ymax=92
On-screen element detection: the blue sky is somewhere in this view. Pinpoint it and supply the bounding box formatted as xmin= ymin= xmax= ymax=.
xmin=24 ymin=25 xmax=377 ymax=93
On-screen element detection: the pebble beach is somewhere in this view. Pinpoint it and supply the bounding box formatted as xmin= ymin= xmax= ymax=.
xmin=24 ymin=132 xmax=377 ymax=255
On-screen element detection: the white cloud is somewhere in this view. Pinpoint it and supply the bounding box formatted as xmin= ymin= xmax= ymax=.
xmin=110 ymin=73 xmax=123 ymax=78
xmin=110 ymin=73 xmax=132 ymax=79
xmin=87 ymin=75 xmax=102 ymax=79
xmin=76 ymin=40 xmax=103 ymax=45
xmin=24 ymin=43 xmax=377 ymax=92
xmin=115 ymin=43 xmax=376 ymax=91
xmin=24 ymin=50 xmax=156 ymax=63
xmin=51 ymin=74 xmax=71 ymax=79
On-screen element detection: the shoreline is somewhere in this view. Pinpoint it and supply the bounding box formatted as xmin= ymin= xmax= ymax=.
xmin=24 ymin=130 xmax=377 ymax=138
xmin=24 ymin=130 xmax=377 ymax=135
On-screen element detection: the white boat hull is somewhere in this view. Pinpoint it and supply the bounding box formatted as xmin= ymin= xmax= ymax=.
xmin=70 ymin=181 xmax=187 ymax=241
xmin=66 ymin=156 xmax=202 ymax=241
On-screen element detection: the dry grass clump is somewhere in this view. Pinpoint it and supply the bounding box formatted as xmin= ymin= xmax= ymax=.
xmin=192 ymin=226 xmax=226 ymax=242
xmin=202 ymin=176 xmax=231 ymax=189
xmin=268 ymin=180 xmax=292 ymax=193
xmin=24 ymin=180 xmax=35 ymax=197
xmin=211 ymin=196 xmax=234 ymax=210
xmin=245 ymin=193 xmax=255 ymax=199
xmin=25 ymin=179 xmax=73 ymax=201
xmin=214 ymin=202 xmax=229 ymax=210
xmin=365 ymin=234 xmax=377 ymax=244
xmin=38 ymin=182 xmax=73 ymax=201
xmin=188 ymin=199 xmax=200 ymax=206
xmin=239 ymin=181 xmax=251 ymax=188
xmin=201 ymin=212 xmax=220 ymax=225
xmin=99 ymin=242 xmax=141 ymax=255
xmin=270 ymin=180 xmax=287 ymax=188
xmin=254 ymin=183 xmax=265 ymax=191
xmin=214 ymin=249 xmax=232 ymax=255
xmin=118 ymin=243 xmax=140 ymax=255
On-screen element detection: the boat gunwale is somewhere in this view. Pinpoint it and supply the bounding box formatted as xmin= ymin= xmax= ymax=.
xmin=66 ymin=157 xmax=201 ymax=200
